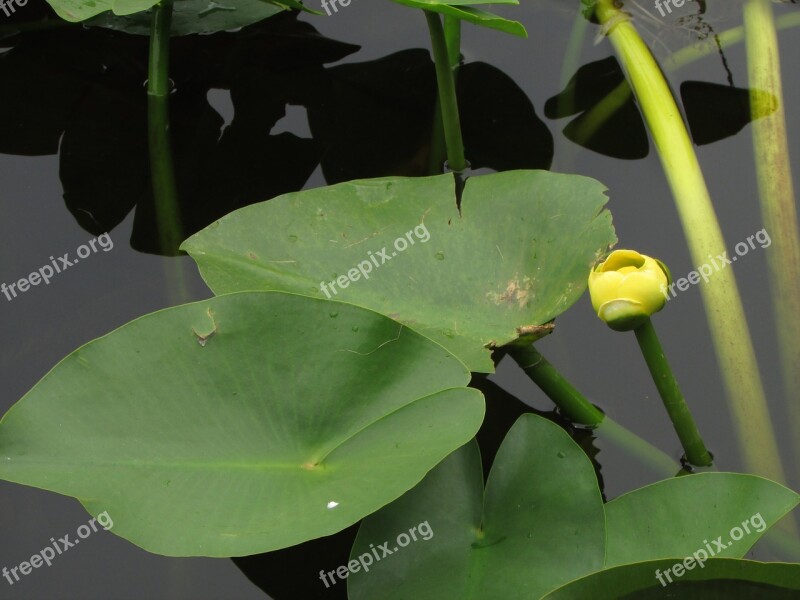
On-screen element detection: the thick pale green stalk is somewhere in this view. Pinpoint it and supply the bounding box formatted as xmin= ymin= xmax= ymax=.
xmin=148 ymin=0 xmax=183 ymax=255
xmin=634 ymin=319 xmax=713 ymax=467
xmin=595 ymin=0 xmax=786 ymax=484
xmin=424 ymin=11 xmax=467 ymax=172
xmin=744 ymin=0 xmax=800 ymax=473
xmin=509 ymin=345 xmax=680 ymax=474
xmin=579 ymin=13 xmax=800 ymax=144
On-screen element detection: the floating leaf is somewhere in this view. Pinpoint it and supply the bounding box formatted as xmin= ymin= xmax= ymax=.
xmin=231 ymin=376 xmax=550 ymax=599
xmin=347 ymin=414 xmax=605 ymax=599
xmin=605 ymin=473 xmax=800 ymax=567
xmin=543 ymin=559 xmax=800 ymax=599
xmin=183 ymin=171 xmax=616 ymax=372
xmin=47 ymin=0 xmax=308 ymax=31
xmin=0 ymin=292 xmax=484 ymax=556
xmin=386 ymin=0 xmax=526 ymax=37
xmin=86 ymin=0 xmax=300 ymax=35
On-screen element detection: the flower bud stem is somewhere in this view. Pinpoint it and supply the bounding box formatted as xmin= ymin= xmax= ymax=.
xmin=634 ymin=319 xmax=713 ymax=467
xmin=595 ymin=0 xmax=782 ymax=481
xmin=508 ymin=345 xmax=679 ymax=474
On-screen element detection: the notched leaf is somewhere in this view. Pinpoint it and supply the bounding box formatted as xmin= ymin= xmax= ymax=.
xmin=192 ymin=308 xmax=218 ymax=347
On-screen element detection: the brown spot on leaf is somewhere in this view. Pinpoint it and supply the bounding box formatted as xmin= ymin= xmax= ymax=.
xmin=486 ymin=276 xmax=535 ymax=310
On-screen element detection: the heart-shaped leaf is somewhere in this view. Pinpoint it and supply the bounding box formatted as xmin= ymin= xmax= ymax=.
xmin=542 ymin=559 xmax=800 ymax=599
xmin=346 ymin=413 xmax=606 ymax=599
xmin=0 ymin=292 xmax=484 ymax=557
xmin=605 ymin=473 xmax=800 ymax=567
xmin=182 ymin=171 xmax=616 ymax=372
xmin=387 ymin=0 xmax=526 ymax=37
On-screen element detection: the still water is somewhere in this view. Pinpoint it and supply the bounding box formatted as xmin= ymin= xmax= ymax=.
xmin=1 ymin=0 xmax=798 ymax=598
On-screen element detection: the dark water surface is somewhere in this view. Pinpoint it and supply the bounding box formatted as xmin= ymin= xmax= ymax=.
xmin=1 ymin=0 xmax=799 ymax=598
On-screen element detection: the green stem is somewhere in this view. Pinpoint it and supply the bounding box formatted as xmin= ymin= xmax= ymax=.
xmin=596 ymin=0 xmax=786 ymax=485
xmin=148 ymin=1 xmax=173 ymax=99
xmin=744 ymin=0 xmax=800 ymax=478
xmin=634 ymin=319 xmax=713 ymax=467
xmin=424 ymin=11 xmax=467 ymax=172
xmin=443 ymin=15 xmax=461 ymax=69
xmin=508 ymin=345 xmax=679 ymax=474
xmin=427 ymin=16 xmax=461 ymax=175
xmin=510 ymin=345 xmax=604 ymax=425
xmin=147 ymin=0 xmax=182 ymax=256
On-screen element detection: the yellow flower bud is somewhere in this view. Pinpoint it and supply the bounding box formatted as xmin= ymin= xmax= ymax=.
xmin=588 ymin=250 xmax=670 ymax=331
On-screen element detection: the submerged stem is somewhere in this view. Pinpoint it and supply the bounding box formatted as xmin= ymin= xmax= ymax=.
xmin=148 ymin=0 xmax=183 ymax=256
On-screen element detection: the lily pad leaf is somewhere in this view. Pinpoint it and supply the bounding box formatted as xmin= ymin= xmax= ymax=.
xmin=182 ymin=171 xmax=616 ymax=373
xmin=543 ymin=559 xmax=800 ymax=599
xmin=0 ymin=292 xmax=485 ymax=557
xmin=347 ymin=413 xmax=606 ymax=599
xmin=387 ymin=0 xmax=526 ymax=37
xmin=605 ymin=472 xmax=800 ymax=568
xmin=47 ymin=0 xmax=308 ymax=29
xmin=86 ymin=0 xmax=304 ymax=35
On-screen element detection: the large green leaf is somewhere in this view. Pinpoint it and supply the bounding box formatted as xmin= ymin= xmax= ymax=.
xmin=87 ymin=0 xmax=284 ymax=35
xmin=47 ymin=0 xmax=309 ymax=30
xmin=0 ymin=292 xmax=485 ymax=557
xmin=45 ymin=0 xmax=117 ymax=21
xmin=346 ymin=414 xmax=605 ymax=599
xmin=605 ymin=473 xmax=800 ymax=568
xmin=182 ymin=171 xmax=616 ymax=372
xmin=387 ymin=0 xmax=526 ymax=37
xmin=543 ymin=559 xmax=800 ymax=599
